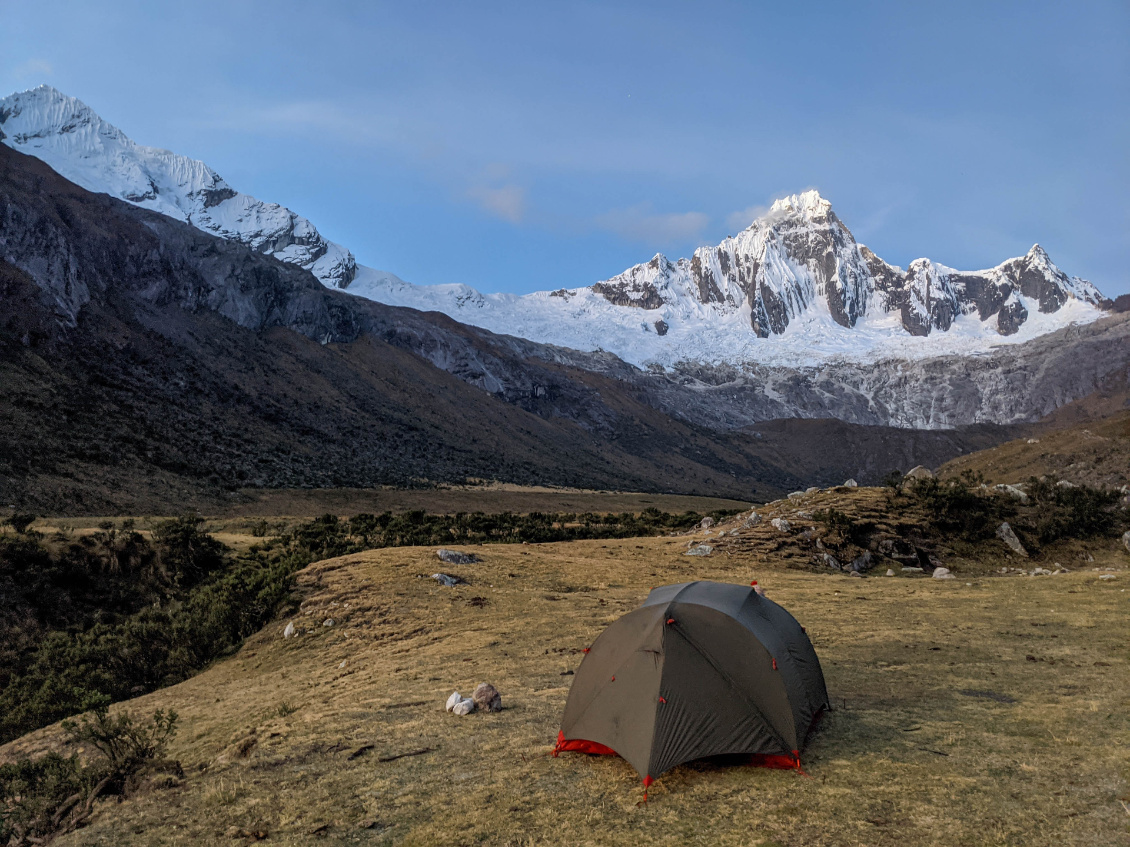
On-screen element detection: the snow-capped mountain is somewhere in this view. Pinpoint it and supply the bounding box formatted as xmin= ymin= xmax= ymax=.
xmin=2 ymin=86 xmax=1107 ymax=370
xmin=0 ymin=85 xmax=355 ymax=288
xmin=350 ymin=191 xmax=1105 ymax=367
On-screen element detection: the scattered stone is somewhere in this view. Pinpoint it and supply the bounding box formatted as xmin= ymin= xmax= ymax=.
xmin=323 ymin=618 xmax=334 ymax=627
xmin=815 ymin=538 xmax=825 ymax=551
xmin=794 ymin=511 xmax=814 ymax=520
xmin=805 ymin=486 xmax=820 ymax=495
xmin=472 ymin=682 xmax=502 ymax=712
xmin=437 ymin=549 xmax=480 ymax=565
xmin=699 ymin=516 xmax=715 ymax=530
xmin=1031 ymin=568 xmax=1053 ymax=576
xmin=431 ymin=573 xmax=466 ymax=587
xmin=996 ymin=522 xmax=1028 ymax=557
xmin=685 ymin=544 xmax=714 ymax=556
xmin=338 ymin=659 xmax=347 ymax=669
xmin=787 ymin=491 xmax=805 ymax=500
xmin=741 ymin=511 xmax=761 ymax=528
xmin=445 ymin=691 xmax=463 ymax=712
xmin=933 ymin=567 xmax=955 ymax=579
xmin=901 ymin=566 xmax=924 ymax=574
xmin=904 ymin=466 xmax=935 ymax=480
xmin=452 ymin=698 xmax=476 ymax=716
xmin=771 ymin=518 xmax=792 ymax=533
xmin=1099 ymin=574 xmax=1116 ymax=581
xmin=1026 ymin=438 xmax=1040 ymax=444
xmin=283 ymin=621 xmax=296 ymax=639
xmin=1055 ymin=479 xmax=1077 ymax=489
xmin=885 ymin=569 xmax=896 ymax=577
xmin=842 ymin=479 xmax=859 ymax=488
xmin=822 ymin=553 xmax=841 ymax=570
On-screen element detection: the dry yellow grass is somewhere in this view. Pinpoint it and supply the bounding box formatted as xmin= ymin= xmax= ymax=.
xmin=3 ymin=530 xmax=1128 ymax=846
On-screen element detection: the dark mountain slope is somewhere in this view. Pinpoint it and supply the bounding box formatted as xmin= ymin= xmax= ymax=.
xmin=0 ymin=145 xmax=1028 ymax=513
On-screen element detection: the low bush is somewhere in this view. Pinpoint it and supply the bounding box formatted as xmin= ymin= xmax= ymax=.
xmin=0 ymin=708 xmax=178 ymax=845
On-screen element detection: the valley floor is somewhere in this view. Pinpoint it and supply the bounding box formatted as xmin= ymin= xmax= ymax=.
xmin=2 ymin=537 xmax=1127 ymax=846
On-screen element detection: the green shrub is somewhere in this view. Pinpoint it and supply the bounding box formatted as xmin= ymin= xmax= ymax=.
xmin=0 ymin=708 xmax=177 ymax=844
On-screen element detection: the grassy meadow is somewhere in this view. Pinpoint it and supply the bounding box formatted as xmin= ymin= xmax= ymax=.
xmin=2 ymin=503 xmax=1127 ymax=846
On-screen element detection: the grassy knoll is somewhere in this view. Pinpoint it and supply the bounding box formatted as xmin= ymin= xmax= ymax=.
xmin=2 ymin=519 xmax=1126 ymax=845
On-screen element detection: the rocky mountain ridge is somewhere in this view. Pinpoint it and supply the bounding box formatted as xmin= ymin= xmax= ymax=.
xmin=0 ymin=85 xmax=356 ymax=289
xmin=1 ymin=85 xmax=1109 ymax=372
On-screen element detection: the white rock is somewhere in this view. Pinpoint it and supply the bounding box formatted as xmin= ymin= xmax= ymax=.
xmin=1122 ymin=530 xmax=1130 ymax=554
xmin=323 ymin=618 xmax=334 ymax=627
xmin=905 ymin=466 xmax=935 ymax=480
xmin=1027 ymin=438 xmax=1040 ymax=444
xmin=842 ymin=479 xmax=859 ymax=488
xmin=452 ymin=698 xmax=476 ymax=716
xmin=996 ymin=522 xmax=1028 ymax=557
xmin=901 ymin=566 xmax=924 ymax=574
xmin=338 ymin=660 xmax=347 ymax=669
xmin=805 ymin=486 xmax=820 ymax=495
xmin=1099 ymin=574 xmax=1116 ymax=581
xmin=1031 ymin=567 xmax=1053 ymax=576
xmin=822 ymin=552 xmax=841 ymax=570
xmin=885 ymin=568 xmax=896 ymax=577
xmin=787 ymin=491 xmax=805 ymax=500
xmin=685 ymin=544 xmax=713 ymax=556
xmin=994 ymin=484 xmax=1029 ymax=503
xmin=933 ymin=567 xmax=955 ymax=579
xmin=283 ymin=621 xmax=296 ymax=639
xmin=446 ymin=691 xmax=463 ymax=712
xmin=741 ymin=511 xmax=762 ymax=528
xmin=699 ymin=516 xmax=715 ymax=529
xmin=1055 ymin=479 xmax=1077 ymax=489
xmin=771 ymin=518 xmax=791 ymax=532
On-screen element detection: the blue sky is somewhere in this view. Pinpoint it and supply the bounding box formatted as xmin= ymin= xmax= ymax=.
xmin=2 ymin=0 xmax=1128 ymax=297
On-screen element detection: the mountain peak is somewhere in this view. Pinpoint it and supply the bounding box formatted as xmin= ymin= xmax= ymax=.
xmin=768 ymin=189 xmax=832 ymax=219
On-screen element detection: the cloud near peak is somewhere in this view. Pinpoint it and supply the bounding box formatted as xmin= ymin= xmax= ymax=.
xmin=595 ymin=204 xmax=709 ymax=245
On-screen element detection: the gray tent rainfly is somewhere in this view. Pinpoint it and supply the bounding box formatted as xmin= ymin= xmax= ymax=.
xmin=554 ymin=581 xmax=829 ymax=798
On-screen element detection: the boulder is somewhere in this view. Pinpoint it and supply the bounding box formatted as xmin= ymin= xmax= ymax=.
xmin=885 ymin=568 xmax=896 ymax=577
xmin=848 ymin=571 xmax=863 ymax=578
xmin=851 ymin=552 xmax=873 ymax=572
xmin=323 ymin=618 xmax=334 ymax=627
xmin=994 ymin=484 xmax=1029 ymax=504
xmin=472 ymin=682 xmax=502 ymax=712
xmin=933 ymin=567 xmax=955 ymax=579
xmin=996 ymin=522 xmax=1028 ymax=557
xmin=741 ymin=511 xmax=762 ymax=528
xmin=822 ymin=553 xmax=841 ymax=570
xmin=452 ymin=698 xmax=476 ymax=716
xmin=437 ymin=549 xmax=480 ymax=565
xmin=431 ymin=573 xmax=467 ymax=587
xmin=283 ymin=621 xmax=296 ymax=639
xmin=901 ymin=566 xmax=924 ymax=574
xmin=842 ymin=479 xmax=859 ymax=488
xmin=685 ymin=544 xmax=714 ymax=556
xmin=1055 ymin=480 xmax=1077 ymax=489
xmin=771 ymin=518 xmax=792 ymax=533
xmin=1026 ymin=438 xmax=1040 ymax=444
xmin=805 ymin=486 xmax=820 ymax=495
xmin=699 ymin=516 xmax=715 ymax=529
xmin=445 ymin=691 xmax=463 ymax=712
xmin=787 ymin=491 xmax=805 ymax=500
xmin=1122 ymin=530 xmax=1130 ymax=554
xmin=905 ymin=466 xmax=935 ymax=480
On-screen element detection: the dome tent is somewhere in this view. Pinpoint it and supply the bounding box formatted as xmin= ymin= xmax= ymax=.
xmin=554 ymin=581 xmax=828 ymax=793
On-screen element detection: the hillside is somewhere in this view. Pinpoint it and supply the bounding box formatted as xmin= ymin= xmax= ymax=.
xmin=2 ymin=142 xmax=1060 ymax=514
xmin=2 ymin=520 xmax=1126 ymax=845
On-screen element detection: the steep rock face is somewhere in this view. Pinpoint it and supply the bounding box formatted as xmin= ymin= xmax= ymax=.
xmin=593 ymin=191 xmax=1103 ymax=341
xmin=0 ymin=85 xmax=356 ymax=289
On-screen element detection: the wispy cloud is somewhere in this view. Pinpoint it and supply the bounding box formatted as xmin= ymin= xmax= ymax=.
xmin=12 ymin=58 xmax=53 ymax=79
xmin=725 ymin=204 xmax=769 ymax=232
xmin=467 ymin=183 xmax=526 ymax=224
xmin=595 ymin=204 xmax=709 ymax=244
